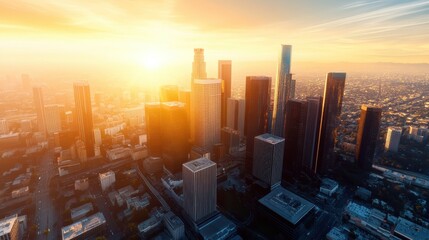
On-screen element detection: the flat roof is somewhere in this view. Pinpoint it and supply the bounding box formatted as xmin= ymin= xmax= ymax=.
xmin=161 ymin=101 xmax=185 ymax=108
xmin=259 ymin=187 xmax=315 ymax=225
xmin=199 ymin=214 xmax=237 ymax=239
xmin=183 ymin=157 xmax=216 ymax=173
xmin=0 ymin=215 xmax=17 ymax=235
xmin=394 ymin=217 xmax=429 ymax=240
xmin=255 ymin=133 xmax=284 ymax=144
xmin=320 ymin=178 xmax=338 ymax=190
xmin=163 ymin=211 xmax=184 ymax=230
xmin=61 ymin=212 xmax=106 ymax=240
xmin=99 ymin=170 xmax=115 ymax=178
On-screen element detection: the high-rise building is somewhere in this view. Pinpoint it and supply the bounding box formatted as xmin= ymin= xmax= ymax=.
xmin=0 ymin=119 xmax=8 ymax=135
xmin=283 ymin=99 xmax=307 ymax=177
xmin=145 ymin=102 xmax=162 ymax=157
xmin=253 ymin=133 xmax=284 ymax=189
xmin=245 ymin=76 xmax=272 ymax=173
xmin=192 ymin=48 xmax=207 ymax=81
xmin=73 ymin=82 xmax=95 ymax=157
xmin=33 ymin=86 xmax=47 ymax=134
xmin=226 ymin=98 xmax=245 ymax=137
xmin=302 ymin=97 xmax=323 ymax=173
xmin=316 ymin=73 xmax=346 ymax=174
xmin=160 ymin=85 xmax=179 ymax=102
xmin=386 ymin=130 xmax=402 ymax=153
xmin=356 ymin=105 xmax=382 ymax=170
xmin=183 ymin=157 xmax=217 ymax=222
xmin=290 ymin=79 xmax=296 ymax=99
xmin=272 ymin=45 xmax=292 ymax=137
xmin=161 ymin=102 xmax=189 ymax=173
xmin=192 ymin=79 xmax=221 ymax=152
xmin=221 ymin=127 xmax=240 ymax=154
xmin=218 ymin=60 xmax=232 ymax=128
xmin=44 ymin=104 xmax=62 ymax=134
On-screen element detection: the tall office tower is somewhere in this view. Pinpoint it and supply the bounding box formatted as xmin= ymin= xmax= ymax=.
xmin=0 ymin=119 xmax=8 ymax=135
xmin=21 ymin=74 xmax=31 ymax=90
xmin=33 ymin=86 xmax=47 ymax=134
xmin=272 ymin=45 xmax=292 ymax=137
xmin=183 ymin=157 xmax=217 ymax=222
xmin=192 ymin=48 xmax=207 ymax=81
xmin=160 ymin=85 xmax=179 ymax=102
xmin=145 ymin=102 xmax=163 ymax=157
xmin=192 ymin=79 xmax=221 ymax=152
xmin=245 ymin=76 xmax=272 ymax=173
xmin=302 ymin=97 xmax=323 ymax=173
xmin=73 ymin=82 xmax=95 ymax=157
xmin=385 ymin=127 xmax=402 ymax=152
xmin=221 ymin=127 xmax=240 ymax=154
xmin=356 ymin=105 xmax=382 ymax=170
xmin=44 ymin=104 xmax=62 ymax=134
xmin=190 ymin=48 xmax=207 ymax=144
xmin=226 ymin=98 xmax=245 ymax=137
xmin=253 ymin=133 xmax=285 ymax=189
xmin=161 ymin=102 xmax=189 ymax=173
xmin=290 ymin=79 xmax=296 ymax=99
xmin=218 ymin=60 xmax=232 ymax=128
xmin=316 ymin=72 xmax=346 ymax=174
xmin=283 ymin=99 xmax=307 ymax=177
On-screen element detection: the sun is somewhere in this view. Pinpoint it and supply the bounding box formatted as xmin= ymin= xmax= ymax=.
xmin=139 ymin=51 xmax=162 ymax=70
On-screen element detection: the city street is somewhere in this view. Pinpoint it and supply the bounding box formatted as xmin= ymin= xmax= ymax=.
xmin=34 ymin=150 xmax=59 ymax=240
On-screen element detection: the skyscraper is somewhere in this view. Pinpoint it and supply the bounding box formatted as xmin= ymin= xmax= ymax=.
xmin=356 ymin=105 xmax=382 ymax=170
xmin=283 ymin=99 xmax=307 ymax=177
xmin=272 ymin=45 xmax=292 ymax=137
xmin=218 ymin=60 xmax=232 ymax=128
xmin=183 ymin=157 xmax=217 ymax=222
xmin=245 ymin=76 xmax=271 ymax=173
xmin=73 ymin=82 xmax=95 ymax=157
xmin=33 ymin=86 xmax=47 ymax=134
xmin=192 ymin=79 xmax=222 ymax=152
xmin=190 ymin=48 xmax=207 ymax=144
xmin=316 ymin=73 xmax=346 ymax=174
xmin=226 ymin=98 xmax=245 ymax=137
xmin=302 ymin=97 xmax=323 ymax=173
xmin=191 ymin=48 xmax=207 ymax=81
xmin=161 ymin=102 xmax=189 ymax=173
xmin=252 ymin=133 xmax=284 ymax=189
xmin=290 ymin=79 xmax=296 ymax=99
xmin=385 ymin=127 xmax=402 ymax=152
xmin=145 ymin=102 xmax=162 ymax=157
xmin=44 ymin=104 xmax=62 ymax=134
xmin=160 ymin=85 xmax=179 ymax=102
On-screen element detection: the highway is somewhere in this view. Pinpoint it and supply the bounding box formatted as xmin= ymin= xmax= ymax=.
xmin=133 ymin=164 xmax=171 ymax=211
xmin=34 ymin=150 xmax=59 ymax=240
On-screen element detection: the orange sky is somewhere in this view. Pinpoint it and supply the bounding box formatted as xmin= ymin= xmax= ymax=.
xmin=1 ymin=0 xmax=429 ymax=87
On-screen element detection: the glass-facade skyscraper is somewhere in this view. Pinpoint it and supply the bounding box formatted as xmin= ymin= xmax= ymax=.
xmin=272 ymin=45 xmax=292 ymax=137
xmin=316 ymin=73 xmax=346 ymax=174
xmin=73 ymin=82 xmax=95 ymax=158
xmin=356 ymin=105 xmax=382 ymax=170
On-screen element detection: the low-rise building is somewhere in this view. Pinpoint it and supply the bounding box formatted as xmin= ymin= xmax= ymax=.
xmin=99 ymin=171 xmax=115 ymax=191
xmin=61 ymin=212 xmax=106 ymax=240
xmin=320 ymin=178 xmax=339 ymax=197
xmin=70 ymin=203 xmax=94 ymax=222
xmin=74 ymin=178 xmax=89 ymax=191
xmin=163 ymin=211 xmax=184 ymax=240
xmin=138 ymin=216 xmax=162 ymax=238
xmin=11 ymin=186 xmax=29 ymax=199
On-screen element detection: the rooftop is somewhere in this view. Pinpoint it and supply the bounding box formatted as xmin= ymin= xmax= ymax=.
xmin=163 ymin=211 xmax=184 ymax=230
xmin=320 ymin=178 xmax=338 ymax=191
xmin=255 ymin=133 xmax=285 ymax=144
xmin=394 ymin=217 xmax=429 ymax=240
xmin=162 ymin=101 xmax=185 ymax=108
xmin=61 ymin=212 xmax=106 ymax=240
xmin=138 ymin=216 xmax=162 ymax=233
xmin=0 ymin=215 xmax=17 ymax=236
xmin=183 ymin=157 xmax=216 ymax=173
xmin=99 ymin=170 xmax=115 ymax=179
xmin=198 ymin=214 xmax=237 ymax=240
xmin=259 ymin=187 xmax=315 ymax=225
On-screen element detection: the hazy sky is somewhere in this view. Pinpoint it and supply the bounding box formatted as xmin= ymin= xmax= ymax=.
xmin=1 ymin=0 xmax=429 ymax=86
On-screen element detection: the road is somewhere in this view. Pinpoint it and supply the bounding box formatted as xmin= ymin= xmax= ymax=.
xmin=133 ymin=164 xmax=171 ymax=211
xmin=34 ymin=150 xmax=59 ymax=240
